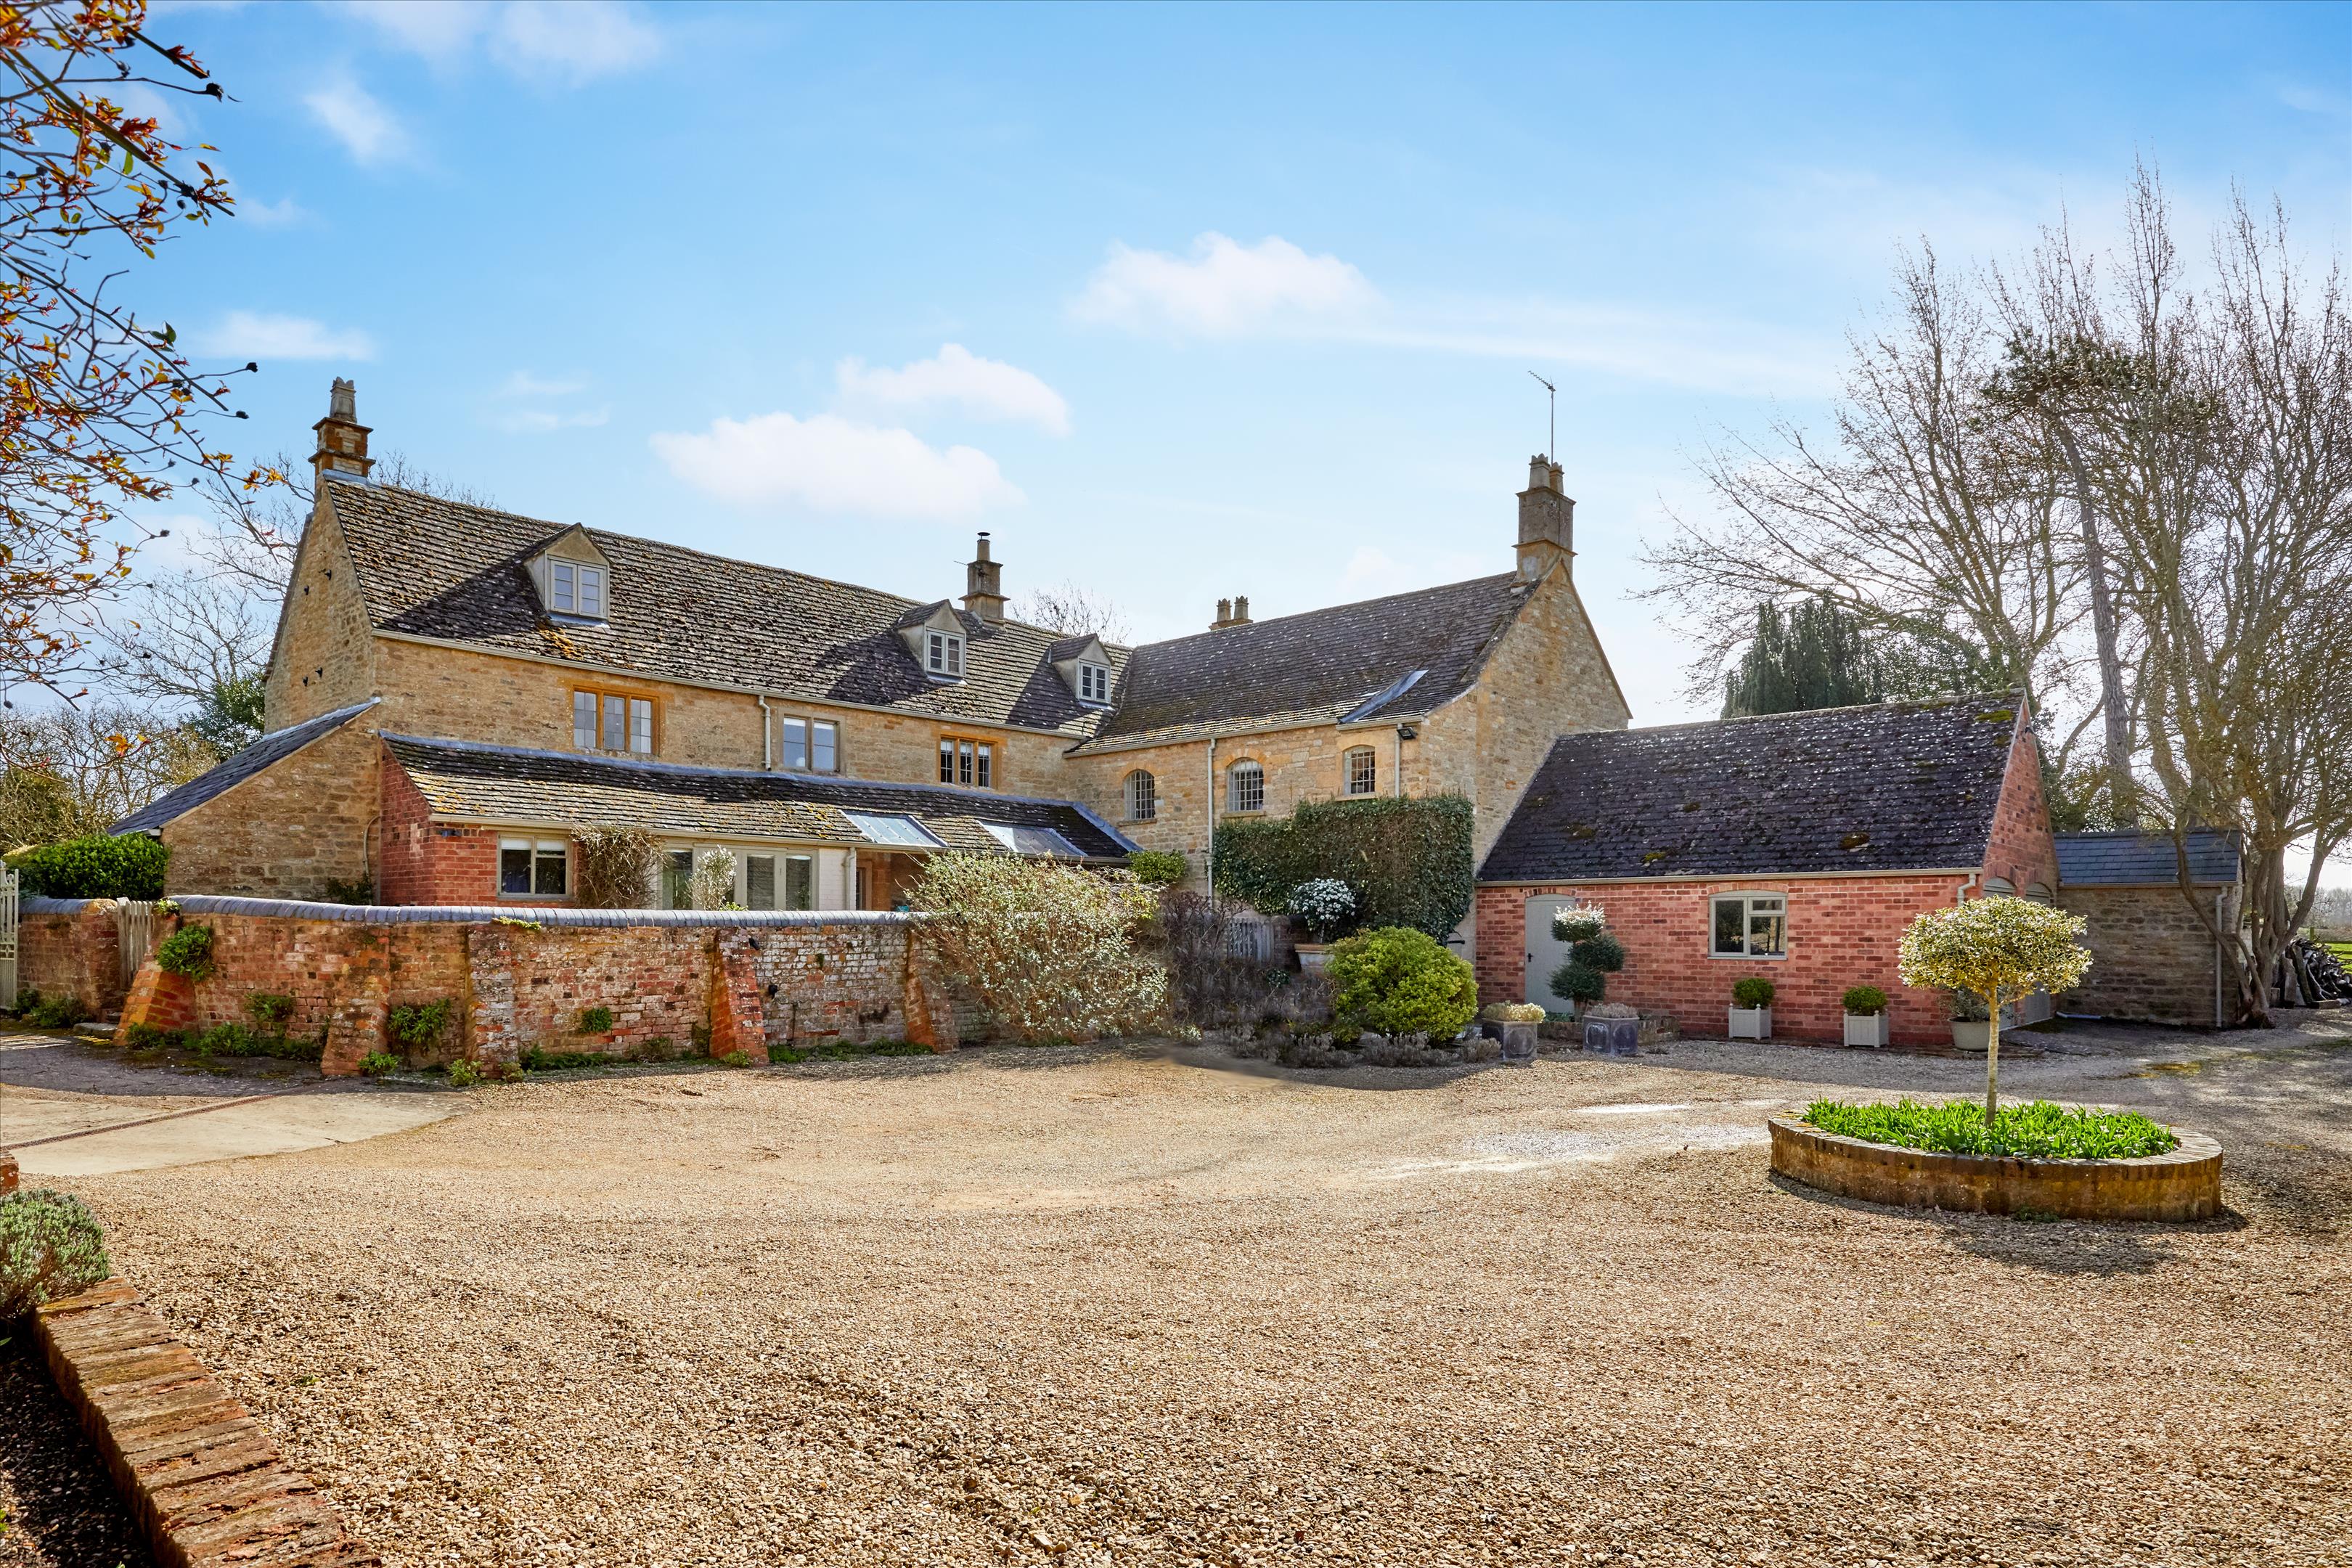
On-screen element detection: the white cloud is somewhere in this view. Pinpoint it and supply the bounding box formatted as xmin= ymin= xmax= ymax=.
xmin=237 ymin=195 xmax=306 ymax=227
xmin=303 ymin=75 xmax=408 ymax=165
xmin=195 ymin=311 xmax=375 ymax=362
xmin=349 ymin=0 xmax=660 ymax=85
xmin=488 ymin=370 xmax=605 ymax=433
xmin=1072 ymin=232 xmax=1381 ymax=337
xmin=834 ymin=343 xmax=1071 ymax=436
xmin=499 ymin=370 xmax=590 ymax=398
xmin=651 ymin=412 xmax=1023 ymax=520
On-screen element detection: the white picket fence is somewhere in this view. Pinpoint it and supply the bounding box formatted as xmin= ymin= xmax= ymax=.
xmin=0 ymin=866 xmax=16 ymax=1009
xmin=115 ymin=899 xmax=158 ymax=989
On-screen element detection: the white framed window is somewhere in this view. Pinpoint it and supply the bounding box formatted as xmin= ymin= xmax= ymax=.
xmin=548 ymin=561 xmax=606 ymax=618
xmin=1124 ymin=769 xmax=1156 ymax=822
xmin=779 ymin=716 xmax=840 ymax=773
xmin=745 ymin=852 xmax=777 ymax=910
xmin=939 ymin=735 xmax=993 ymax=788
xmin=1711 ymin=893 xmax=1787 ymax=958
xmin=661 ymin=848 xmax=693 ymax=909
xmin=785 ymin=854 xmax=815 ymax=910
xmin=499 ymin=838 xmax=568 ymax=899
xmin=1227 ymin=759 xmax=1264 ymax=814
xmin=1078 ymin=661 xmax=1111 ymax=704
xmin=1343 ymin=746 xmax=1377 ymax=797
xmin=926 ymin=630 xmax=964 ymax=678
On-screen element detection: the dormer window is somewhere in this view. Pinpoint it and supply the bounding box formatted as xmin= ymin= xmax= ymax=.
xmin=1078 ymin=661 xmax=1110 ymax=704
xmin=549 ymin=560 xmax=605 ymax=618
xmin=926 ymin=629 xmax=965 ymax=679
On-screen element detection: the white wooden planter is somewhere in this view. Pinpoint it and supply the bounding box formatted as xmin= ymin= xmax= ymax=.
xmin=1728 ymin=1005 xmax=1772 ymax=1041
xmin=1950 ymin=1019 xmax=1992 ymax=1054
xmin=1294 ymin=944 xmax=1330 ymax=972
xmin=1842 ymin=1012 xmax=1890 ymax=1048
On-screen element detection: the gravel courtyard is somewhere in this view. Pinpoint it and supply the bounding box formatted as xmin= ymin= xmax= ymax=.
xmin=57 ymin=1016 xmax=2352 ymax=1568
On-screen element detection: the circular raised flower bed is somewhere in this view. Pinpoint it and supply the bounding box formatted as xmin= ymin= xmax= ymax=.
xmin=1767 ymin=1115 xmax=2221 ymax=1222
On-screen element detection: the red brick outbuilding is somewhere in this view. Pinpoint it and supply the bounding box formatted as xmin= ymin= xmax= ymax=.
xmin=1474 ymin=695 xmax=2059 ymax=1047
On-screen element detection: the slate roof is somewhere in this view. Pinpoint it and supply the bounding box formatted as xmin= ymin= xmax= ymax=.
xmin=113 ymin=701 xmax=380 ymax=834
xmin=1477 ymin=695 xmax=2026 ymax=883
xmin=323 ymin=476 xmax=1125 ymax=736
xmin=2055 ymin=830 xmax=2240 ymax=887
xmin=1072 ymin=574 xmax=1533 ymax=751
xmin=380 ymin=734 xmax=1137 ymax=860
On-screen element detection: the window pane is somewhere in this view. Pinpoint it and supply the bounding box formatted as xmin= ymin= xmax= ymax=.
xmin=785 ymin=856 xmax=814 ymax=910
xmin=499 ymin=845 xmax=532 ymax=897
xmin=938 ymin=738 xmax=955 ymax=784
xmin=812 ymin=720 xmax=836 ymax=773
xmin=629 ymin=699 xmax=653 ymax=754
xmin=974 ymin=742 xmax=991 ymax=789
xmin=601 ymin=694 xmax=625 ymax=751
xmin=781 ymin=717 xmax=808 ymax=770
xmin=1127 ymin=769 xmax=1155 ymax=821
xmin=1712 ymin=898 xmax=1744 ymax=955
xmin=955 ymin=740 xmax=972 ymax=786
xmin=1749 ymin=905 xmax=1786 ymax=956
xmin=946 ymin=636 xmax=962 ymax=676
xmin=550 ymin=561 xmax=573 ymax=612
xmin=534 ymin=844 xmax=567 ymax=897
xmin=577 ymin=566 xmax=603 ymax=617
xmin=662 ymin=849 xmax=693 ymax=909
xmin=1347 ymin=748 xmax=1376 ymax=796
xmin=1230 ymin=761 xmax=1262 ymax=812
xmin=745 ymin=854 xmax=776 ymax=910
xmin=573 ymin=691 xmax=596 ymax=749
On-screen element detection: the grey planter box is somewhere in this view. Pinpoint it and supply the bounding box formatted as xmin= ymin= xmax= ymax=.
xmin=1842 ymin=1012 xmax=1890 ymax=1048
xmin=1728 ymin=1005 xmax=1772 ymax=1041
xmin=1951 ymin=1019 xmax=1992 ymax=1053
xmin=1583 ymin=1016 xmax=1640 ymax=1055
xmin=1499 ymin=1020 xmax=1539 ymax=1064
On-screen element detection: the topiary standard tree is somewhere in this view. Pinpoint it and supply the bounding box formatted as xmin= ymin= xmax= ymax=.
xmin=1898 ymin=897 xmax=2093 ymax=1121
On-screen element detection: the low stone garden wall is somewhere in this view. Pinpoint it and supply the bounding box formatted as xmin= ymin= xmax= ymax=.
xmin=1767 ymin=1115 xmax=2223 ymax=1222
xmin=113 ymin=897 xmax=973 ymax=1077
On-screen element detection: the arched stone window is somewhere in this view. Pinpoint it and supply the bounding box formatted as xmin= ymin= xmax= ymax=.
xmin=1343 ymin=746 xmax=1377 ymax=796
xmin=1226 ymin=759 xmax=1265 ymax=814
xmin=1124 ymin=769 xmax=1157 ymax=822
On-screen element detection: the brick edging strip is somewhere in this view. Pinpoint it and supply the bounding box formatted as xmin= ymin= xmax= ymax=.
xmin=32 ymin=1278 xmax=380 ymax=1567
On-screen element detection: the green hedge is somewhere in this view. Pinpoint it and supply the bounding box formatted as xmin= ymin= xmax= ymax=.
xmin=1213 ymin=793 xmax=1473 ymax=941
xmin=7 ymin=834 xmax=168 ymax=899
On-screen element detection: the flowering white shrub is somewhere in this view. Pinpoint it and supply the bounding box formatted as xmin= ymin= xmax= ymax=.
xmin=689 ymin=847 xmax=739 ymax=911
xmin=1551 ymin=905 xmax=1606 ymax=943
xmin=1286 ymin=878 xmax=1357 ymax=942
xmin=911 ymin=852 xmax=1169 ymax=1043
xmin=1899 ymin=897 xmax=2092 ymax=1119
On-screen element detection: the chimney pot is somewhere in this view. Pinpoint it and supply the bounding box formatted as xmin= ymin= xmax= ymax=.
xmin=1233 ymin=595 xmax=1250 ymax=623
xmin=311 ymin=377 xmax=374 ymax=482
xmin=961 ymin=532 xmax=1005 ymax=622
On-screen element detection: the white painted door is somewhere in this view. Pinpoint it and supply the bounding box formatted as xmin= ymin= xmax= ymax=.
xmin=1523 ymin=894 xmax=1573 ymax=1010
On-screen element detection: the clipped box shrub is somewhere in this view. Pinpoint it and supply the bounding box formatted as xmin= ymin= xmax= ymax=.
xmin=1732 ymin=976 xmax=1776 ymax=1009
xmin=7 ymin=833 xmax=169 ymax=900
xmin=1126 ymin=849 xmax=1188 ymax=886
xmin=1 ymin=1188 xmax=111 ymax=1320
xmin=1327 ymin=926 xmax=1477 ymax=1041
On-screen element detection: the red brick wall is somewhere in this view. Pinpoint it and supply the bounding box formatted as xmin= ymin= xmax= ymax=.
xmin=1473 ymin=874 xmax=1972 ymax=1045
xmin=1983 ymin=724 xmax=2061 ymax=894
xmin=377 ymin=749 xmax=557 ymax=907
xmin=17 ymin=901 xmax=125 ymax=1016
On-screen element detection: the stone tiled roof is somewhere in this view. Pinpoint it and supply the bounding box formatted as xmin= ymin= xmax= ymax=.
xmin=324 ymin=476 xmax=1126 ymax=736
xmin=380 ymin=734 xmax=1137 ymax=859
xmin=1072 ymin=574 xmax=1532 ymax=751
xmin=112 ymin=700 xmax=380 ymax=834
xmin=1477 ymin=695 xmax=2025 ymax=883
xmin=2055 ymin=830 xmax=2240 ymax=887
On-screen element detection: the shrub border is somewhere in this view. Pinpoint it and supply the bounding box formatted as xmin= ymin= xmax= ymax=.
xmin=1767 ymin=1114 xmax=2221 ymax=1222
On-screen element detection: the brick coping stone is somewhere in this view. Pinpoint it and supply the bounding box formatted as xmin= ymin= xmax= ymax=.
xmin=32 ymin=1278 xmax=379 ymax=1567
xmin=1767 ymin=1114 xmax=2223 ymax=1222
xmin=33 ymin=891 xmax=928 ymax=928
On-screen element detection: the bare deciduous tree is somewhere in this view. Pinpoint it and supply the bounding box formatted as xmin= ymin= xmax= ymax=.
xmin=1009 ymin=579 xmax=1131 ymax=644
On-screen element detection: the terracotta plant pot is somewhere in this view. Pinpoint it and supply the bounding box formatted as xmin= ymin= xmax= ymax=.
xmin=1294 ymin=943 xmax=1330 ymax=972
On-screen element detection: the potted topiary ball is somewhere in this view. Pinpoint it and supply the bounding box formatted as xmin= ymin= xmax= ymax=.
xmin=1841 ymin=985 xmax=1890 ymax=1049
xmin=1728 ymin=976 xmax=1774 ymax=1040
xmin=1946 ymin=988 xmax=1992 ymax=1054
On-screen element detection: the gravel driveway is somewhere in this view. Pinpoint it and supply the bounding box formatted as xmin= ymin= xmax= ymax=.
xmin=53 ymin=1015 xmax=2352 ymax=1567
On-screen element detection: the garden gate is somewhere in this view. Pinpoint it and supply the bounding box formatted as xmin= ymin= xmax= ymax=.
xmin=0 ymin=866 xmax=15 ymax=1008
xmin=115 ymin=899 xmax=158 ymax=989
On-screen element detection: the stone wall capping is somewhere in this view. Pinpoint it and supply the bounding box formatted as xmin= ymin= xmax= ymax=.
xmin=1767 ymin=1114 xmax=2223 ymax=1222
xmin=33 ymin=1275 xmax=380 ymax=1567
xmin=161 ymin=895 xmax=928 ymax=928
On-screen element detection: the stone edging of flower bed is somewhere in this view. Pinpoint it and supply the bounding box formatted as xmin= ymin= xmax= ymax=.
xmin=31 ymin=1277 xmax=379 ymax=1568
xmin=1766 ymin=1114 xmax=2223 ymax=1222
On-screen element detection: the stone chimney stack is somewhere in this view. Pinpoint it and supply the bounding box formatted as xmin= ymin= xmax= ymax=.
xmin=962 ymin=531 xmax=1006 ymax=623
xmin=1515 ymin=454 xmax=1574 ymax=582
xmin=1209 ymin=595 xmax=1253 ymax=632
xmin=311 ymin=377 xmax=374 ymax=482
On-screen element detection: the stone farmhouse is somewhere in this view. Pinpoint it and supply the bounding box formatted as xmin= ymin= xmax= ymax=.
xmin=118 ymin=381 xmax=1628 ymax=955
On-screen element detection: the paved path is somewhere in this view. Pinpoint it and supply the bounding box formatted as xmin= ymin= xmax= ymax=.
xmin=0 ymin=1032 xmax=465 ymax=1177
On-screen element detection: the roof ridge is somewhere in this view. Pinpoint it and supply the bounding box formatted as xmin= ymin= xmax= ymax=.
xmin=1128 ymin=571 xmax=1522 ymax=654
xmin=1582 ymin=690 xmax=2028 ymax=740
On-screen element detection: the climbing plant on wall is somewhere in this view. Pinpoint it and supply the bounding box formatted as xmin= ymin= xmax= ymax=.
xmin=1213 ymin=793 xmax=1474 ymax=942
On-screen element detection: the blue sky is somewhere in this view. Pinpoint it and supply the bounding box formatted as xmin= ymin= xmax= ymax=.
xmin=139 ymin=0 xmax=2349 ymax=724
